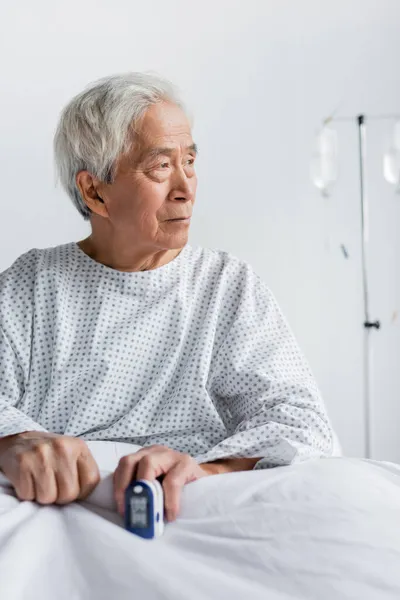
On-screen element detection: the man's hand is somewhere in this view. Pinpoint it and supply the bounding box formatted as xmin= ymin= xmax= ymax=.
xmin=113 ymin=445 xmax=211 ymax=522
xmin=0 ymin=431 xmax=100 ymax=505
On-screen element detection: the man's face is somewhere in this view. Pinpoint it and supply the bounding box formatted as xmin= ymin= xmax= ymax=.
xmin=96 ymin=101 xmax=197 ymax=250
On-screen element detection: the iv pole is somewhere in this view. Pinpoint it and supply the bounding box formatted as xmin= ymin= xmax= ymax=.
xmin=324 ymin=113 xmax=400 ymax=458
xmin=356 ymin=114 xmax=380 ymax=460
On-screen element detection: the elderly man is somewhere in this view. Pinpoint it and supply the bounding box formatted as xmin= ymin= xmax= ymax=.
xmin=0 ymin=73 xmax=333 ymax=522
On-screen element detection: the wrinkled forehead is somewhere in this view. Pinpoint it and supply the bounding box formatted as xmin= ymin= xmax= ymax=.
xmin=132 ymin=101 xmax=193 ymax=154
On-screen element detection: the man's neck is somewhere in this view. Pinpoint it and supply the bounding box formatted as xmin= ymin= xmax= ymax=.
xmin=77 ymin=237 xmax=183 ymax=272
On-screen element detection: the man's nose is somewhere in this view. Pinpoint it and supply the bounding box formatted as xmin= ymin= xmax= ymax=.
xmin=171 ymin=166 xmax=194 ymax=200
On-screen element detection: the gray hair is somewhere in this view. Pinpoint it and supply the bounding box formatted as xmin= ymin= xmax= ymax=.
xmin=54 ymin=72 xmax=189 ymax=220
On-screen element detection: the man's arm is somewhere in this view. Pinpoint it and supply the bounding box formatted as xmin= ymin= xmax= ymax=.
xmin=195 ymin=267 xmax=334 ymax=469
xmin=0 ymin=326 xmax=100 ymax=503
xmin=200 ymin=457 xmax=261 ymax=475
xmin=0 ymin=324 xmax=47 ymax=438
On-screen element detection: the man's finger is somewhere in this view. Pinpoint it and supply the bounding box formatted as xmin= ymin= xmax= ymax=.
xmin=76 ymin=452 xmax=100 ymax=500
xmin=34 ymin=468 xmax=58 ymax=504
xmin=14 ymin=470 xmax=35 ymax=502
xmin=114 ymin=447 xmax=176 ymax=515
xmin=113 ymin=445 xmax=167 ymax=485
xmin=135 ymin=451 xmax=177 ymax=482
xmin=55 ymin=459 xmax=80 ymax=505
xmin=113 ymin=454 xmax=139 ymax=515
xmin=161 ymin=461 xmax=192 ymax=522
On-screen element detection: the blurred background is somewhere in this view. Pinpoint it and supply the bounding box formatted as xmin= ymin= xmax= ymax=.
xmin=0 ymin=0 xmax=399 ymax=461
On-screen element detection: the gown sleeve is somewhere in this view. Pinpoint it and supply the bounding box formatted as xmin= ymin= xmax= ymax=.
xmin=195 ymin=266 xmax=334 ymax=469
xmin=0 ymin=324 xmax=47 ymax=437
xmin=0 ymin=251 xmax=47 ymax=438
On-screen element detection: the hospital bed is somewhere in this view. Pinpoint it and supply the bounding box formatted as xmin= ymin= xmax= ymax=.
xmin=0 ymin=441 xmax=399 ymax=599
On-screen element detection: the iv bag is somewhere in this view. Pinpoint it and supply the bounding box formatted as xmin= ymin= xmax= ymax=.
xmin=383 ymin=120 xmax=400 ymax=190
xmin=310 ymin=126 xmax=338 ymax=196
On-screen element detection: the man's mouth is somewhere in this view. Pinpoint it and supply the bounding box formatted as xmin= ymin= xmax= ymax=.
xmin=167 ymin=217 xmax=191 ymax=222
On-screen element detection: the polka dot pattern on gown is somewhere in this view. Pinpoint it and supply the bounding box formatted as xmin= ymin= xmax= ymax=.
xmin=0 ymin=242 xmax=334 ymax=468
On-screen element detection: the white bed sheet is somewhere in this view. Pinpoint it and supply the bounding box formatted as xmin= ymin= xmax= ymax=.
xmin=0 ymin=441 xmax=399 ymax=600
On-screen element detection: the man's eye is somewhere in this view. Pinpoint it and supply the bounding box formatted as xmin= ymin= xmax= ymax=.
xmin=186 ymin=158 xmax=195 ymax=166
xmin=159 ymin=162 xmax=170 ymax=169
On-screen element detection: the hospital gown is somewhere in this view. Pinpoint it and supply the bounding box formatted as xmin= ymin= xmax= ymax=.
xmin=0 ymin=242 xmax=333 ymax=469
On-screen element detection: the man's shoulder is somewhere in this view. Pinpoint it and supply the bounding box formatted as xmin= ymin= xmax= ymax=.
xmin=0 ymin=248 xmax=39 ymax=290
xmin=0 ymin=243 xmax=71 ymax=295
xmin=189 ymin=244 xmax=250 ymax=272
xmin=189 ymin=244 xmax=262 ymax=286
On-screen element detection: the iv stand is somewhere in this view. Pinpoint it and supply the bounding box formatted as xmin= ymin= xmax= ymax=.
xmin=357 ymin=114 xmax=380 ymax=460
xmin=322 ymin=112 xmax=399 ymax=458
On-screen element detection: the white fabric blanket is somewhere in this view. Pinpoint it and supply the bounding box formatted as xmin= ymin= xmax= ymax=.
xmin=0 ymin=441 xmax=400 ymax=600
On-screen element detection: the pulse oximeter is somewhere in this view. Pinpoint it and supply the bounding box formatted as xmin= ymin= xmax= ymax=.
xmin=124 ymin=479 xmax=165 ymax=539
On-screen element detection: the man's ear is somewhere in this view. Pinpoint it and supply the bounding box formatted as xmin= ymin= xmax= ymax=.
xmin=76 ymin=171 xmax=109 ymax=218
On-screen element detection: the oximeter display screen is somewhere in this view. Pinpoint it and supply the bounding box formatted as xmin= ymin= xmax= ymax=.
xmin=129 ymin=495 xmax=149 ymax=529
